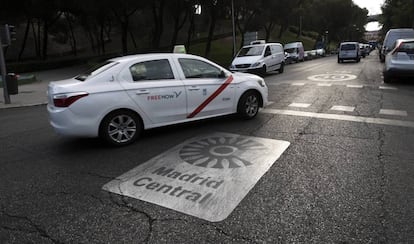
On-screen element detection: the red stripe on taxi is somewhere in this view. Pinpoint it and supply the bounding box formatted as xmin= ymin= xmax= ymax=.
xmin=187 ymin=75 xmax=234 ymax=118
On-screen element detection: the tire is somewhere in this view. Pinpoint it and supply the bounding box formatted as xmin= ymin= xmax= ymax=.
xmin=278 ymin=62 xmax=285 ymax=73
xmin=383 ymin=72 xmax=392 ymax=83
xmin=237 ymin=91 xmax=260 ymax=119
xmin=100 ymin=110 xmax=141 ymax=146
xmin=337 ymin=58 xmax=340 ymax=63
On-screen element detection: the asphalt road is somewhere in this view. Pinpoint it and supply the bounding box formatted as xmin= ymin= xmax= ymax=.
xmin=1 ymin=52 xmax=413 ymax=243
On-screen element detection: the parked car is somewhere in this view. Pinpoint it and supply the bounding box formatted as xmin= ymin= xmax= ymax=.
xmin=380 ymin=28 xmax=414 ymax=62
xmin=338 ymin=42 xmax=360 ymax=63
xmin=383 ymin=38 xmax=414 ymax=83
xmin=47 ymin=53 xmax=269 ymax=146
xmin=359 ymin=43 xmax=370 ymax=58
xmin=229 ymin=42 xmax=285 ymax=75
xmin=284 ymin=42 xmax=305 ymax=63
xmin=316 ymin=48 xmax=326 ymax=57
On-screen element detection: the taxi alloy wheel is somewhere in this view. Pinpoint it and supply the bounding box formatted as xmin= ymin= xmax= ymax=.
xmin=238 ymin=91 xmax=260 ymax=119
xmin=100 ymin=110 xmax=141 ymax=146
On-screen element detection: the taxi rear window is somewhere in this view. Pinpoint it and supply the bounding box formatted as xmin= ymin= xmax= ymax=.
xmin=75 ymin=61 xmax=119 ymax=81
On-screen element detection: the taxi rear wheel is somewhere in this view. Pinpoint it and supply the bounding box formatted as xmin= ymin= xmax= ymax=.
xmin=100 ymin=110 xmax=142 ymax=146
xmin=237 ymin=91 xmax=260 ymax=119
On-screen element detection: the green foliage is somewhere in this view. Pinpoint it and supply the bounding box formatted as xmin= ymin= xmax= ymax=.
xmin=381 ymin=0 xmax=414 ymax=34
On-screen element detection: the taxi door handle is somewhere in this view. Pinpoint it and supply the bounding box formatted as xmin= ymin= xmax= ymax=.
xmin=136 ymin=90 xmax=150 ymax=95
xmin=188 ymin=86 xmax=200 ymax=91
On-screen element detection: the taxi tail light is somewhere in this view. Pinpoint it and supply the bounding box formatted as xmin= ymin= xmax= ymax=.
xmin=53 ymin=93 xmax=88 ymax=107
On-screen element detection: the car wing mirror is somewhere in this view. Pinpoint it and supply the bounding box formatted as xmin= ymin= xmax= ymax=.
xmin=218 ymin=70 xmax=227 ymax=78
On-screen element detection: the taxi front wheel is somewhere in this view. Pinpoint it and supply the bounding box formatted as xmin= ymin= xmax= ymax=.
xmin=237 ymin=91 xmax=260 ymax=119
xmin=100 ymin=110 xmax=142 ymax=146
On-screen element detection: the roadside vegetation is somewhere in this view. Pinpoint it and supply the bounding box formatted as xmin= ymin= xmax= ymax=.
xmin=1 ymin=0 xmax=373 ymax=71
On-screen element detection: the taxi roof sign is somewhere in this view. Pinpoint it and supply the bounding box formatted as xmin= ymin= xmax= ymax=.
xmin=173 ymin=45 xmax=186 ymax=54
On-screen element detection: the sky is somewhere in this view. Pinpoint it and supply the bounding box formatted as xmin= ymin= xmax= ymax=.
xmin=353 ymin=0 xmax=385 ymax=31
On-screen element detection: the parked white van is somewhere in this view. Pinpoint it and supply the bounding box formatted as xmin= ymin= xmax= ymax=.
xmin=338 ymin=42 xmax=360 ymax=63
xmin=230 ymin=43 xmax=285 ymax=75
xmin=284 ymin=42 xmax=305 ymax=63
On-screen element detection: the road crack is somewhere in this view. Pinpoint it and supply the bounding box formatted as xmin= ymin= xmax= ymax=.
xmin=0 ymin=208 xmax=64 ymax=244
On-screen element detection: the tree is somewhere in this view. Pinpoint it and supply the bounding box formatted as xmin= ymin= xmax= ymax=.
xmin=166 ymin=0 xmax=193 ymax=49
xmin=234 ymin=0 xmax=262 ymax=49
xmin=381 ymin=0 xmax=414 ymax=34
xmin=151 ymin=0 xmax=167 ymax=50
xmin=111 ymin=0 xmax=143 ymax=54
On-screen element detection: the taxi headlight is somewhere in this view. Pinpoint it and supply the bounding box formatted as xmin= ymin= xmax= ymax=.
xmin=251 ymin=62 xmax=262 ymax=67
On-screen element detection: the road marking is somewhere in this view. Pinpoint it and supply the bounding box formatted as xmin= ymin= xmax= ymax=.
xmin=289 ymin=103 xmax=311 ymax=108
xmin=346 ymin=85 xmax=363 ymax=88
xmin=317 ymin=83 xmax=332 ymax=87
xmin=379 ymin=109 xmax=408 ymax=116
xmin=261 ymin=109 xmax=414 ymax=128
xmin=102 ymin=132 xmax=290 ymax=222
xmin=308 ymin=74 xmax=357 ymax=82
xmin=379 ymin=86 xmax=398 ymax=90
xmin=331 ymin=106 xmax=355 ymax=112
xmin=291 ymin=83 xmax=306 ymax=86
xmin=187 ymin=76 xmax=233 ymax=118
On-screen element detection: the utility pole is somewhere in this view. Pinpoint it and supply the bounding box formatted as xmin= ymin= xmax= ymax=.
xmin=0 ymin=37 xmax=10 ymax=104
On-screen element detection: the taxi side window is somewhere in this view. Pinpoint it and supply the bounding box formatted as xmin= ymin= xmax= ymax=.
xmin=178 ymin=58 xmax=221 ymax=78
xmin=129 ymin=59 xmax=174 ymax=81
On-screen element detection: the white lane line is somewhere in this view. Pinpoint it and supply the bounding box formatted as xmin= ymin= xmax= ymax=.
xmin=291 ymin=83 xmax=306 ymax=86
xmin=379 ymin=86 xmax=398 ymax=90
xmin=346 ymin=85 xmax=363 ymax=88
xmin=289 ymin=103 xmax=311 ymax=108
xmin=330 ymin=106 xmax=355 ymax=112
xmin=317 ymin=83 xmax=332 ymax=87
xmin=379 ymin=109 xmax=408 ymax=117
xmin=261 ymin=109 xmax=414 ymax=128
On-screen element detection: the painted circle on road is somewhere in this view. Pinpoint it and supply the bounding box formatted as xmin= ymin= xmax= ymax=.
xmin=179 ymin=136 xmax=267 ymax=169
xmin=308 ymin=74 xmax=357 ymax=82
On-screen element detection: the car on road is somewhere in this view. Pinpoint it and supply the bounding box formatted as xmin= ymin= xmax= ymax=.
xmin=338 ymin=42 xmax=360 ymax=63
xmin=380 ymin=28 xmax=414 ymax=62
xmin=229 ymin=42 xmax=285 ymax=76
xmin=383 ymin=38 xmax=414 ymax=83
xmin=47 ymin=53 xmax=269 ymax=146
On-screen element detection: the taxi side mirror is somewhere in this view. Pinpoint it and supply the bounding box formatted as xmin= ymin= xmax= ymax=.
xmin=218 ymin=70 xmax=226 ymax=78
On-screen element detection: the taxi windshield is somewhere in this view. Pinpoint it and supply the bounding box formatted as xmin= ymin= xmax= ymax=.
xmin=237 ymin=46 xmax=264 ymax=57
xmin=75 ymin=61 xmax=119 ymax=81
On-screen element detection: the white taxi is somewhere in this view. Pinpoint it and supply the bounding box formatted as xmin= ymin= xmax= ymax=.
xmin=47 ymin=53 xmax=268 ymax=146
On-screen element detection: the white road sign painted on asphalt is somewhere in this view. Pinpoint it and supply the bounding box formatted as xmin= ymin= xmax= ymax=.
xmin=102 ymin=132 xmax=290 ymax=222
xmin=308 ymin=74 xmax=357 ymax=82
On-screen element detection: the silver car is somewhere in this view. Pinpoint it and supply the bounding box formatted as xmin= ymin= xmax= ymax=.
xmin=383 ymin=38 xmax=414 ymax=83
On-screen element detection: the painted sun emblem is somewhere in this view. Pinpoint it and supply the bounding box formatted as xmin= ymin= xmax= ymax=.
xmin=179 ymin=136 xmax=268 ymax=169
